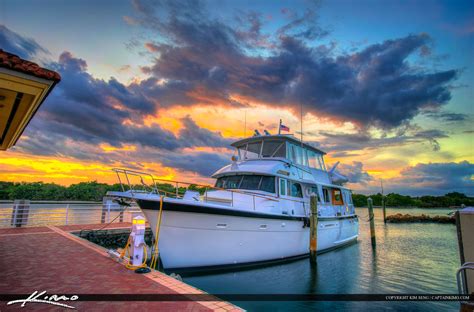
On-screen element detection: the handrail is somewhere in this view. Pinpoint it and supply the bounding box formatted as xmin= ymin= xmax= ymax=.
xmin=112 ymin=167 xmax=332 ymax=216
xmin=113 ymin=168 xmax=280 ymax=202
xmin=0 ymin=203 xmax=142 ymax=228
xmin=457 ymin=262 xmax=474 ymax=296
xmin=112 ymin=167 xmax=308 ymax=205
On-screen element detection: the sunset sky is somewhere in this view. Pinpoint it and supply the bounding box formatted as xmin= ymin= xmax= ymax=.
xmin=0 ymin=0 xmax=473 ymax=195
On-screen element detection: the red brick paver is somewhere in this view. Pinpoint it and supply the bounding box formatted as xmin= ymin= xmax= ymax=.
xmin=0 ymin=225 xmax=241 ymax=311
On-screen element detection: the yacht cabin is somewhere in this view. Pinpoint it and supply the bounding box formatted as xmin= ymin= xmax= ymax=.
xmin=211 ymin=134 xmax=355 ymax=217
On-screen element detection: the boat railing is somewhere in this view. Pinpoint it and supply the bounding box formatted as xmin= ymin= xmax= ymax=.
xmin=112 ymin=168 xmax=308 ymax=213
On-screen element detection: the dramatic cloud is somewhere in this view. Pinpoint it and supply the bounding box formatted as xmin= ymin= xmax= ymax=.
xmin=129 ymin=0 xmax=458 ymax=129
xmin=388 ymin=161 xmax=474 ymax=196
xmin=1 ymin=24 xmax=234 ymax=177
xmin=0 ymin=24 xmax=48 ymax=59
xmin=424 ymin=110 xmax=469 ymax=122
xmin=0 ymin=1 xmax=468 ymax=195
xmin=316 ymin=127 xmax=449 ymax=154
xmin=337 ymin=161 xmax=373 ymax=185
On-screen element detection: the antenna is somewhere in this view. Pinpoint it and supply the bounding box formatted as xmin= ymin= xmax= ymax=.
xmin=300 ymin=102 xmax=303 ymax=147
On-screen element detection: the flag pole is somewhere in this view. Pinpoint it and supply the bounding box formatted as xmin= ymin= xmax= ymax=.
xmin=278 ymin=119 xmax=282 ymax=135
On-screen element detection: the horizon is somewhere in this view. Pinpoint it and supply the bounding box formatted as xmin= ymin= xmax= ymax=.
xmin=0 ymin=0 xmax=473 ymax=196
xmin=1 ymin=179 xmax=472 ymax=199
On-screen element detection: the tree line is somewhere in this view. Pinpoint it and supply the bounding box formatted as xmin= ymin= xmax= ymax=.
xmin=0 ymin=181 xmax=472 ymax=208
xmin=0 ymin=181 xmax=207 ymax=202
xmin=352 ymin=192 xmax=473 ymax=208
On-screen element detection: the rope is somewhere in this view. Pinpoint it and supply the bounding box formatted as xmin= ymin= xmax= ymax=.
xmin=78 ymin=204 xmax=129 ymax=239
xmin=357 ymin=213 xmax=373 ymax=222
xmin=150 ymin=196 xmax=164 ymax=269
xmin=119 ymin=235 xmax=148 ymax=270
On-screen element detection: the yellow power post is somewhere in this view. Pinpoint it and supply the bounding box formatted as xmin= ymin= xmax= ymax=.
xmin=310 ymin=194 xmax=318 ymax=264
xmin=368 ymin=197 xmax=376 ymax=246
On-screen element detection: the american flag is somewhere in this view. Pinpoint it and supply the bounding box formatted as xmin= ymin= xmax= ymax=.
xmin=280 ymin=124 xmax=290 ymax=132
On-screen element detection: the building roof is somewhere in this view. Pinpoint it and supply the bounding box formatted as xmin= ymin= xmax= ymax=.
xmin=231 ymin=134 xmax=326 ymax=155
xmin=0 ymin=49 xmax=61 ymax=150
xmin=0 ymin=49 xmax=61 ymax=82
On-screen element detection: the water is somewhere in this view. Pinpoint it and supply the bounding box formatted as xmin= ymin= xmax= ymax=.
xmin=0 ymin=204 xmax=461 ymax=310
xmin=0 ymin=202 xmax=141 ymax=227
xmin=183 ymin=208 xmax=460 ymax=311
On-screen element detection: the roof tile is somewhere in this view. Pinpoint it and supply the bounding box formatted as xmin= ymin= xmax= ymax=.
xmin=0 ymin=49 xmax=61 ymax=82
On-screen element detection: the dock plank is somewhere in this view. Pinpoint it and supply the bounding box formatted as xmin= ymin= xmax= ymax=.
xmin=0 ymin=225 xmax=241 ymax=311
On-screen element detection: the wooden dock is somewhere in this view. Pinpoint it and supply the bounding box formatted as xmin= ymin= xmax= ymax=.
xmin=0 ymin=223 xmax=242 ymax=311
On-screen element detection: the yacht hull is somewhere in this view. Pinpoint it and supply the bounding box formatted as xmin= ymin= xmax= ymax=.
xmin=136 ymin=199 xmax=359 ymax=270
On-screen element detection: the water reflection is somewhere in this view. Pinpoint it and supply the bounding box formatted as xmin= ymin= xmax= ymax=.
xmin=184 ymin=208 xmax=459 ymax=311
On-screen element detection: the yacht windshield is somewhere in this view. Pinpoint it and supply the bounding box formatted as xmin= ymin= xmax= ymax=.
xmin=215 ymin=175 xmax=276 ymax=193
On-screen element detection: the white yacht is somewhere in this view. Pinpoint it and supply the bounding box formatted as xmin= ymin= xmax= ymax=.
xmin=109 ymin=134 xmax=359 ymax=271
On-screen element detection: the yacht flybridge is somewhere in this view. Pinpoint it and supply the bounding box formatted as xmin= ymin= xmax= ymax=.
xmin=108 ymin=134 xmax=359 ymax=271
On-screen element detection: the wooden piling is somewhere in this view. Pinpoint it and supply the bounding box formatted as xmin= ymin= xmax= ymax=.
xmin=367 ymin=198 xmax=376 ymax=246
xmin=382 ymin=197 xmax=387 ymax=224
xmin=381 ymin=180 xmax=386 ymax=224
xmin=310 ymin=195 xmax=318 ymax=264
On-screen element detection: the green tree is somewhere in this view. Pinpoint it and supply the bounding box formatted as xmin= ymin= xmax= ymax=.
xmin=352 ymin=194 xmax=368 ymax=207
xmin=0 ymin=182 xmax=14 ymax=200
xmin=66 ymin=181 xmax=110 ymax=201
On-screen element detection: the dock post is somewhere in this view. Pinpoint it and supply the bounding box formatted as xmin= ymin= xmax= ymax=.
xmin=382 ymin=197 xmax=387 ymax=224
xmin=65 ymin=204 xmax=69 ymax=225
xmin=11 ymin=200 xmax=30 ymax=227
xmin=101 ymin=198 xmax=108 ymax=223
xmin=310 ymin=195 xmax=318 ymax=264
xmin=368 ymin=198 xmax=376 ymax=246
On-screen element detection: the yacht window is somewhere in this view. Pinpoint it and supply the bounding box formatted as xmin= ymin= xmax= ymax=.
xmin=322 ymin=187 xmax=330 ymax=203
xmin=319 ymin=155 xmax=327 ymax=171
xmin=302 ymin=149 xmax=309 ymax=166
xmin=262 ymin=140 xmax=285 ymax=158
xmin=216 ymin=175 xmax=242 ymax=189
xmin=308 ymin=150 xmax=315 ymax=168
xmin=347 ymin=191 xmax=353 ymax=204
xmin=289 ymin=181 xmax=303 ymax=198
xmin=280 ymin=178 xmax=287 ymax=196
xmin=260 ymin=176 xmax=276 ymax=193
xmin=236 ymin=145 xmax=246 ymax=160
xmin=308 ymin=150 xmax=321 ymax=169
xmin=290 ymin=144 xmax=297 ymax=163
xmin=333 ymin=189 xmax=344 ymax=205
xmin=295 ymin=145 xmax=303 ymax=165
xmin=273 ymin=142 xmax=286 ymax=157
xmin=215 ymin=175 xmax=275 ymax=193
xmin=246 ymin=141 xmax=261 ymax=159
xmin=240 ymin=175 xmax=261 ymax=190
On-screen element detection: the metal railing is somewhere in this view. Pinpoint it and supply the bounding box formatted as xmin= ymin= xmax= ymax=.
xmin=0 ymin=201 xmax=142 ymax=228
xmin=113 ymin=168 xmax=309 ymax=213
xmin=457 ymin=262 xmax=474 ymax=302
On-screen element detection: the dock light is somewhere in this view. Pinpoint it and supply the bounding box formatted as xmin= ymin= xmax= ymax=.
xmin=130 ymin=215 xmax=146 ymax=267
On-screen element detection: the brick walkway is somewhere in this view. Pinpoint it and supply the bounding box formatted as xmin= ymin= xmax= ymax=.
xmin=0 ymin=225 xmax=242 ymax=311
